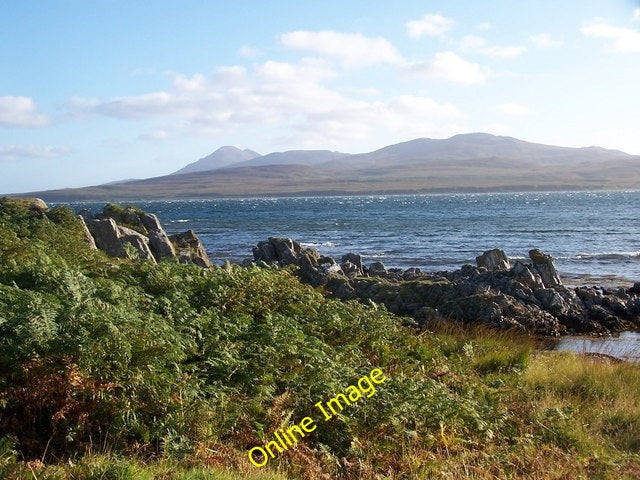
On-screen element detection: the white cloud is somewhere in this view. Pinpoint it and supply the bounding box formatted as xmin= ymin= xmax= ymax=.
xmin=69 ymin=60 xmax=467 ymax=150
xmin=279 ymin=30 xmax=401 ymax=68
xmin=476 ymin=22 xmax=491 ymax=31
xmin=494 ymin=103 xmax=532 ymax=116
xmin=479 ymin=45 xmax=527 ymax=59
xmin=460 ymin=35 xmax=526 ymax=58
xmin=0 ymin=145 xmax=69 ymax=162
xmin=530 ymin=33 xmax=562 ymax=49
xmin=238 ymin=45 xmax=262 ymax=57
xmin=460 ymin=34 xmax=487 ymax=50
xmin=0 ymin=96 xmax=49 ymax=128
xmin=581 ymin=21 xmax=640 ymax=53
xmin=634 ymin=8 xmax=640 ymax=21
xmin=407 ymin=51 xmax=489 ymax=85
xmin=406 ymin=14 xmax=454 ymax=38
xmin=138 ymin=130 xmax=169 ymax=142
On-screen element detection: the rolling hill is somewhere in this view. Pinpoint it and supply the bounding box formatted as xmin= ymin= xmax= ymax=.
xmin=19 ymin=133 xmax=640 ymax=201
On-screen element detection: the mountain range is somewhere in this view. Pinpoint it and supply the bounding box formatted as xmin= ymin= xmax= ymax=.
xmin=19 ymin=133 xmax=640 ymax=201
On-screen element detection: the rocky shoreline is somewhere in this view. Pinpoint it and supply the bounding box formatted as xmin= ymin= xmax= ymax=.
xmin=250 ymin=237 xmax=640 ymax=336
xmin=67 ymin=201 xmax=640 ymax=336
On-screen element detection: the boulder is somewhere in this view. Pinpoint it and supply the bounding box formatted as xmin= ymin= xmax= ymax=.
xmin=269 ymin=237 xmax=298 ymax=265
xmin=121 ymin=234 xmax=156 ymax=263
xmin=77 ymin=215 xmax=97 ymax=250
xmin=368 ymin=261 xmax=386 ymax=276
xmin=169 ymin=230 xmax=211 ymax=268
xmin=28 ymin=198 xmax=48 ymax=212
xmin=529 ymin=249 xmax=562 ymax=287
xmin=533 ymin=288 xmax=566 ymax=315
xmin=318 ymin=255 xmax=335 ymax=265
xmin=88 ymin=218 xmax=125 ymax=257
xmin=148 ymin=230 xmax=176 ymax=260
xmin=253 ymin=241 xmax=278 ymax=263
xmin=318 ymin=262 xmax=343 ymax=277
xmin=476 ymin=248 xmax=510 ymax=271
xmin=341 ymin=253 xmax=363 ymax=275
xmin=340 ymin=260 xmax=360 ymax=278
xmin=139 ymin=212 xmax=164 ymax=232
xmin=512 ymin=261 xmax=544 ymax=290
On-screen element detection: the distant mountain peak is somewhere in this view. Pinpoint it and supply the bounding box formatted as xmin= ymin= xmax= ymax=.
xmin=172 ymin=146 xmax=260 ymax=175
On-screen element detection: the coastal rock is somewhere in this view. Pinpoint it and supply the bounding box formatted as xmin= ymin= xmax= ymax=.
xmin=253 ymin=241 xmax=278 ymax=263
xmin=148 ymin=230 xmax=176 ymax=259
xmin=248 ymin=237 xmax=640 ymax=335
xmin=88 ymin=218 xmax=125 ymax=257
xmin=512 ymin=261 xmax=544 ymax=290
xmin=169 ymin=230 xmax=211 ymax=268
xmin=121 ymin=234 xmax=156 ymax=263
xmin=529 ymin=249 xmax=562 ymax=287
xmin=340 ymin=260 xmax=360 ymax=279
xmin=101 ymin=204 xmax=146 ymax=232
xmin=270 ymin=237 xmax=300 ymax=265
xmin=78 ymin=209 xmax=93 ymax=223
xmin=318 ymin=255 xmax=335 ymax=265
xmin=341 ymin=253 xmax=363 ymax=275
xmin=139 ymin=212 xmax=164 ymax=232
xmin=28 ymin=198 xmax=48 ymax=212
xmin=533 ymin=288 xmax=566 ymax=315
xmin=476 ymin=248 xmax=510 ymax=271
xmin=318 ymin=262 xmax=343 ymax=277
xmin=77 ymin=215 xmax=97 ymax=250
xmin=368 ymin=262 xmax=386 ymax=276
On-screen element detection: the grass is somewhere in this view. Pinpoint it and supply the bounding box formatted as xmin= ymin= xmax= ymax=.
xmin=523 ymin=352 xmax=640 ymax=454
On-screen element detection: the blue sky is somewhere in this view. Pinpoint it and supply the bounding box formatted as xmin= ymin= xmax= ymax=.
xmin=1 ymin=0 xmax=640 ymax=193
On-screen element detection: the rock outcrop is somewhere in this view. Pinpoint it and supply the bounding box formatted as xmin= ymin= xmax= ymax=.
xmin=250 ymin=240 xmax=640 ymax=336
xmin=253 ymin=237 xmax=345 ymax=286
xmin=169 ymin=230 xmax=211 ymax=268
xmin=476 ymin=248 xmax=510 ymax=271
xmin=529 ymin=249 xmax=562 ymax=287
xmin=82 ymin=204 xmax=210 ymax=267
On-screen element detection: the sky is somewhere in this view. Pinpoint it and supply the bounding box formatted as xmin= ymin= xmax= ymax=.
xmin=1 ymin=0 xmax=640 ymax=193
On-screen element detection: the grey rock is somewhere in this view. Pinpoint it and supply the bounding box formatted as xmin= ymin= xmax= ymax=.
xmin=512 ymin=261 xmax=544 ymax=290
xmin=318 ymin=256 xmax=335 ymax=265
xmin=169 ymin=230 xmax=211 ymax=268
xmin=28 ymin=198 xmax=48 ymax=212
xmin=88 ymin=218 xmax=125 ymax=257
xmin=270 ymin=237 xmax=298 ymax=265
xmin=118 ymin=225 xmax=144 ymax=237
xmin=77 ymin=215 xmax=97 ymax=250
xmin=534 ymin=288 xmax=566 ymax=315
xmin=476 ymin=248 xmax=510 ymax=271
xmin=341 ymin=253 xmax=363 ymax=274
xmin=369 ymin=261 xmax=386 ymax=276
xmin=148 ymin=230 xmax=176 ymax=260
xmin=139 ymin=212 xmax=164 ymax=232
xmin=100 ymin=204 xmax=146 ymax=232
xmin=253 ymin=241 xmax=278 ymax=263
xmin=340 ymin=260 xmax=360 ymax=279
xmin=121 ymin=234 xmax=156 ymax=263
xmin=318 ymin=263 xmax=343 ymax=276
xmin=529 ymin=249 xmax=562 ymax=287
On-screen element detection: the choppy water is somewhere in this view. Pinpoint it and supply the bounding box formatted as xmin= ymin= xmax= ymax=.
xmin=69 ymin=190 xmax=640 ymax=285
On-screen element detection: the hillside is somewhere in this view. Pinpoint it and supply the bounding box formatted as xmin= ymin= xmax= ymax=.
xmin=172 ymin=146 xmax=261 ymax=175
xmin=1 ymin=197 xmax=639 ymax=479
xmin=19 ymin=133 xmax=640 ymax=201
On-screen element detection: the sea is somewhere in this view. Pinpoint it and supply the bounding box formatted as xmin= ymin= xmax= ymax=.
xmin=70 ymin=190 xmax=640 ymax=286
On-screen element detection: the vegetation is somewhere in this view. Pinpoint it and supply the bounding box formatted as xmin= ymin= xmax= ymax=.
xmin=0 ymin=198 xmax=639 ymax=479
